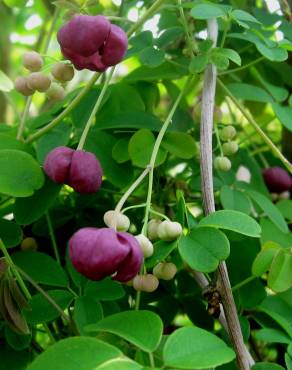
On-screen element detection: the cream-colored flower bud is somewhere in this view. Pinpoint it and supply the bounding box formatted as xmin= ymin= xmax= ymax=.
xmin=157 ymin=221 xmax=183 ymax=241
xmin=135 ymin=234 xmax=153 ymax=258
xmin=103 ymin=210 xmax=130 ymax=232
xmin=133 ymin=274 xmax=159 ymax=292
xmin=153 ymin=262 xmax=177 ymax=280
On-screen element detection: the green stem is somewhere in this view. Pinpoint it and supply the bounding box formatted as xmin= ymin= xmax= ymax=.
xmin=42 ymin=6 xmax=61 ymax=53
xmin=149 ymin=208 xmax=170 ymax=220
xmin=214 ymin=125 xmax=223 ymax=156
xmin=135 ymin=290 xmax=141 ymax=311
xmin=232 ymin=276 xmax=256 ymax=292
xmin=220 ymin=20 xmax=229 ymax=48
xmin=0 ymin=239 xmax=31 ymax=300
xmin=217 ymin=78 xmax=292 ymax=173
xmin=143 ymin=76 xmax=194 ymax=235
xmin=113 ymin=166 xmax=151 ymax=229
xmin=218 ymin=56 xmax=265 ymax=76
xmin=46 ymin=211 xmax=61 ymax=265
xmin=15 ymin=265 xmax=71 ymax=324
xmin=149 ymin=352 xmax=155 ymax=369
xmin=177 ymin=0 xmax=198 ymax=54
xmin=43 ymin=323 xmax=56 ymax=344
xmin=122 ymin=203 xmax=147 ymax=213
xmin=16 ymin=96 xmax=32 ymax=140
xmin=77 ymin=68 xmax=114 ymax=150
xmin=26 ymin=73 xmax=100 ymax=143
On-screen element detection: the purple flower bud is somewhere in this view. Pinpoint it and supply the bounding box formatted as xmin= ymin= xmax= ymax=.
xmin=43 ymin=146 xmax=103 ymax=194
xmin=57 ymin=15 xmax=128 ymax=72
xmin=263 ymin=167 xmax=292 ymax=193
xmin=69 ymin=227 xmax=143 ymax=282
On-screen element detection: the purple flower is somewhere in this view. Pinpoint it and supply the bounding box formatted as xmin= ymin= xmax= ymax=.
xmin=69 ymin=227 xmax=143 ymax=282
xmin=43 ymin=146 xmax=103 ymax=194
xmin=263 ymin=167 xmax=292 ymax=193
xmin=57 ymin=15 xmax=128 ymax=72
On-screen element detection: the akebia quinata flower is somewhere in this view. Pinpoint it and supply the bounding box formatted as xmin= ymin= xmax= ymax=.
xmin=57 ymin=15 xmax=128 ymax=72
xmin=43 ymin=146 xmax=103 ymax=194
xmin=263 ymin=166 xmax=292 ymax=193
xmin=69 ymin=227 xmax=143 ymax=282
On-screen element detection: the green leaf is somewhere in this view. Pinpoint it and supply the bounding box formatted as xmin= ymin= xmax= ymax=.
xmin=112 ymin=138 xmax=130 ymax=163
xmin=0 ymin=70 xmax=13 ymax=92
xmin=261 ymin=218 xmax=292 ymax=248
xmin=252 ymin=242 xmax=280 ymax=277
xmin=247 ymin=190 xmax=288 ymax=233
xmin=258 ymin=295 xmax=292 ymax=338
xmin=163 ymin=327 xmax=235 ymax=369
xmin=125 ymin=62 xmax=188 ymax=82
xmin=272 ymin=104 xmax=292 ymax=131
xmin=252 ymin=363 xmax=285 ymax=370
xmin=178 ymin=227 xmax=230 ymax=272
xmin=199 ymin=210 xmax=261 ymax=237
xmin=3 ymin=0 xmax=28 ymax=7
xmin=161 ymin=132 xmax=197 ymax=159
xmin=5 ymin=326 xmax=31 ymax=350
xmin=189 ymin=54 xmax=209 ymax=74
xmin=145 ymin=240 xmax=178 ymax=268
xmin=84 ymin=278 xmax=125 ymax=301
xmin=191 ymin=4 xmax=226 ymax=20
xmin=231 ymin=10 xmax=260 ymax=24
xmin=277 ymin=200 xmax=292 ymax=222
xmin=95 ymin=358 xmax=143 ymax=370
xmin=255 ymin=328 xmax=291 ymax=344
xmin=210 ymin=53 xmax=229 ymax=70
xmin=220 ymin=186 xmax=251 ymax=214
xmin=128 ymin=129 xmax=167 ymax=168
xmin=268 ymin=249 xmax=292 ymax=292
xmin=26 ymin=337 xmax=122 ymax=370
xmin=198 ymin=39 xmax=213 ymax=53
xmin=24 ymin=290 xmax=74 ymax=324
xmin=0 ymin=219 xmax=22 ymax=248
xmin=35 ymin=122 xmax=71 ymax=164
xmin=14 ymin=178 xmax=61 ymax=225
xmin=226 ymin=83 xmax=273 ymax=103
xmin=216 ymin=48 xmax=241 ymax=66
xmin=12 ymin=251 xmax=68 ymax=287
xmin=256 ymin=42 xmax=288 ymax=62
xmin=139 ymin=47 xmax=165 ymax=68
xmin=74 ymin=296 xmax=103 ymax=335
xmin=85 ymin=130 xmax=134 ymax=188
xmin=0 ymin=134 xmax=31 ymax=153
xmin=85 ymin=310 xmax=163 ymax=352
xmin=0 ymin=150 xmax=44 ymax=197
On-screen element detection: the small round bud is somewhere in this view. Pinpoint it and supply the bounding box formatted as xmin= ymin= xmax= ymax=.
xmin=47 ymin=82 xmax=66 ymax=101
xmin=236 ymin=165 xmax=251 ymax=183
xmin=219 ymin=126 xmax=236 ymax=141
xmin=21 ymin=237 xmax=38 ymax=252
xmin=153 ymin=262 xmax=177 ymax=280
xmin=133 ymin=274 xmax=159 ymax=292
xmin=157 ymin=221 xmax=183 ymax=242
xmin=279 ymin=191 xmax=290 ymax=200
xmin=23 ymin=51 xmax=43 ymax=72
xmin=214 ymin=156 xmax=232 ymax=172
xmin=52 ymin=62 xmax=75 ymax=82
xmin=135 ymin=234 xmax=153 ymax=258
xmin=271 ymin=193 xmax=279 ymax=202
xmin=222 ymin=141 xmax=238 ymax=156
xmin=14 ymin=76 xmax=35 ymax=96
xmin=147 ymin=219 xmax=161 ymax=241
xmin=103 ymin=210 xmax=130 ymax=232
xmin=27 ymin=72 xmax=51 ymax=92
